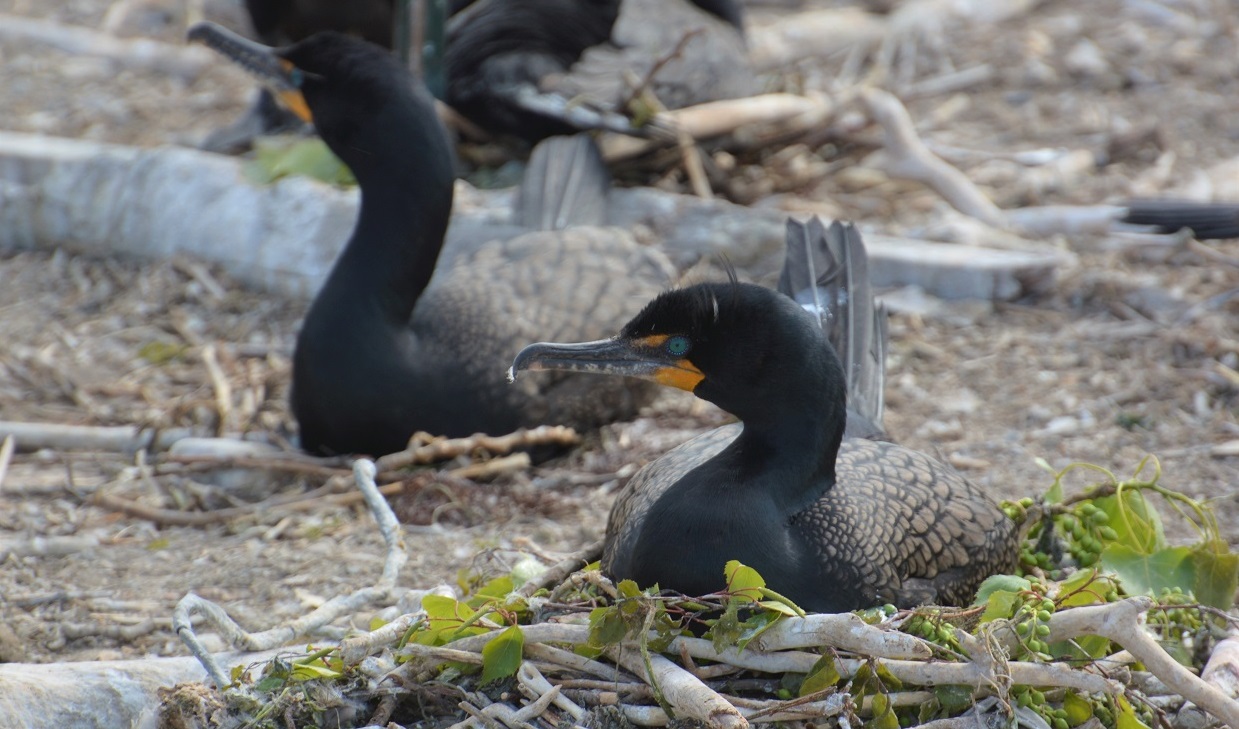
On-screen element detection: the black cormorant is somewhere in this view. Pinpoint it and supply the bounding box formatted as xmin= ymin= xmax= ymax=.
xmin=212 ymin=0 xmax=752 ymax=148
xmin=445 ymin=0 xmax=754 ymax=141
xmin=510 ymin=220 xmax=1019 ymax=612
xmin=190 ymin=25 xmax=673 ymax=456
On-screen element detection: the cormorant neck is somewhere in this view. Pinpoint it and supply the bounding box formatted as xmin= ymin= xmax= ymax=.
xmin=323 ymin=147 xmax=454 ymax=327
xmin=710 ymin=342 xmax=846 ymax=515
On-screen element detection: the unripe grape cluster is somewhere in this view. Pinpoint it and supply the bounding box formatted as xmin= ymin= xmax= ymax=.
xmin=1009 ymin=577 xmax=1056 ymax=660
xmin=901 ymin=610 xmax=962 ymax=652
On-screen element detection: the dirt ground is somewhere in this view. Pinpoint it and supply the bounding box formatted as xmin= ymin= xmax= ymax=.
xmin=0 ymin=0 xmax=1236 ymax=666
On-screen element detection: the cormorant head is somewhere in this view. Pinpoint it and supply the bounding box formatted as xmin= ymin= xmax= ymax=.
xmin=510 ymin=282 xmax=847 ymax=425
xmin=188 ymin=23 xmax=452 ymax=185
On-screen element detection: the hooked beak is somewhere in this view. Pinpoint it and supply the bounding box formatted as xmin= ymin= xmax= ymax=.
xmin=508 ymin=338 xmax=704 ymax=392
xmin=187 ymin=22 xmax=314 ymax=123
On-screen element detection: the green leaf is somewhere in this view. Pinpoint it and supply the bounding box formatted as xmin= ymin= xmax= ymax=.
xmin=1116 ymin=696 xmax=1152 ymax=729
xmin=1190 ymin=539 xmax=1239 ymax=609
xmin=1101 ymin=544 xmax=1194 ymax=598
xmin=799 ymin=654 xmax=841 ymax=697
xmin=978 ymin=590 xmax=1021 ymax=623
xmin=480 ymin=625 xmax=524 ymax=685
xmin=246 ymin=137 xmax=356 ymax=186
xmin=873 ymin=663 xmax=903 ymax=691
xmin=1063 ymin=692 xmax=1093 ymax=727
xmin=1093 ymin=491 xmax=1165 ymax=553
xmin=758 ymin=588 xmax=806 ymax=617
xmin=709 ymin=601 xmax=743 ymax=653
xmin=290 ymin=661 xmax=342 ymax=681
xmin=466 ymin=575 xmax=517 ymax=610
xmin=934 ymin=685 xmax=973 ymax=714
xmin=724 ymin=560 xmax=766 ymax=603
xmin=1043 ymin=471 xmax=1063 ymax=504
xmin=758 ymin=599 xmax=802 ymax=617
xmin=587 ymin=606 xmax=628 ymax=648
xmin=138 ymin=340 xmax=188 ymax=365
xmin=736 ymin=610 xmax=782 ymax=652
xmin=616 ymin=579 xmax=642 ymax=599
xmin=867 ymin=692 xmax=899 ymax=729
xmin=1049 ymin=634 xmax=1111 ymax=662
xmin=417 ymin=595 xmax=488 ymax=645
xmin=973 ymin=575 xmax=1031 ymax=606
xmin=1056 ymin=568 xmax=1117 ymax=608
xmin=253 ymin=675 xmax=285 ymax=692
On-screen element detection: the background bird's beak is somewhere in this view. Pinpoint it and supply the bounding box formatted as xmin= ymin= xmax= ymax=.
xmin=187 ymin=22 xmax=313 ymax=123
xmin=508 ymin=338 xmax=703 ymax=392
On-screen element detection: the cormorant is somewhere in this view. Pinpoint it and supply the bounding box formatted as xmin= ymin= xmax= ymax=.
xmin=445 ymin=0 xmax=754 ymax=141
xmin=510 ymin=220 xmax=1019 ymax=612
xmin=209 ymin=0 xmax=752 ymax=148
xmin=190 ymin=25 xmax=673 ymax=456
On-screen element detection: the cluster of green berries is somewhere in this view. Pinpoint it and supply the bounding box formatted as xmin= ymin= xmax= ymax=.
xmin=902 ymin=610 xmax=962 ymax=651
xmin=1058 ymin=503 xmax=1119 ymax=568
xmin=1092 ymin=700 xmax=1114 ymax=727
xmin=1147 ymin=586 xmax=1204 ymax=642
xmin=1001 ymin=497 xmax=1035 ymax=522
xmin=857 ymin=603 xmax=899 ymax=625
xmin=1010 ymin=581 xmax=1056 ymax=660
xmin=1011 ymin=686 xmax=1072 ymax=729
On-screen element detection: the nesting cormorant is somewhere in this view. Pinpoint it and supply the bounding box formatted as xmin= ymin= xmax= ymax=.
xmin=190 ymin=25 xmax=673 ymax=456
xmin=510 ymin=220 xmax=1019 ymax=612
xmin=445 ymin=0 xmax=754 ymax=141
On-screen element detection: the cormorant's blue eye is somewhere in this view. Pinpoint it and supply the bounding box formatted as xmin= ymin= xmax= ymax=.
xmin=666 ymin=335 xmax=691 ymax=357
xmin=290 ymin=68 xmax=304 ymax=88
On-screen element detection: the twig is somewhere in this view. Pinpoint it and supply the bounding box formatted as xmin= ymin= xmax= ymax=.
xmin=518 ymin=662 xmax=589 ymax=723
xmin=601 ymin=94 xmax=836 ymax=162
xmin=91 ymin=475 xmax=369 ymax=526
xmin=619 ymin=29 xmax=705 ymax=111
xmin=200 ymin=344 xmax=233 ymax=435
xmin=375 ymin=426 xmax=579 ymax=472
xmin=0 ymin=435 xmax=13 ymax=491
xmin=0 ymin=535 xmax=99 ymax=561
xmin=606 ymin=642 xmax=749 ymax=729
xmin=1047 ymin=597 xmax=1239 ymax=728
xmin=859 ymin=88 xmax=1006 ymax=228
xmin=0 ymin=13 xmax=214 ymax=80
xmin=516 ymin=539 xmax=604 ymax=598
xmin=172 ymin=459 xmax=408 ymax=687
xmin=752 ymin=612 xmax=932 ymax=659
xmin=0 ymin=420 xmax=191 ymax=453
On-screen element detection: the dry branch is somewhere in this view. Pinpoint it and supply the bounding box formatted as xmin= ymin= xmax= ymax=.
xmin=0 ymin=13 xmax=214 ymax=80
xmin=599 ymin=94 xmax=837 ymax=162
xmin=1048 ymin=597 xmax=1239 ymax=727
xmin=0 ymin=420 xmax=192 ymax=453
xmin=172 ymin=460 xmax=407 ymax=687
xmin=860 ymin=88 xmax=1006 ymax=228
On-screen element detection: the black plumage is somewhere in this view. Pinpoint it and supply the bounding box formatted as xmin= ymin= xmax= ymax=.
xmin=444 ymin=0 xmax=753 ymax=141
xmin=244 ymin=0 xmax=396 ymax=46
xmin=191 ymin=25 xmax=672 ymax=456
xmin=1122 ymin=199 xmax=1239 ymax=240
xmin=510 ymin=221 xmax=1018 ymax=612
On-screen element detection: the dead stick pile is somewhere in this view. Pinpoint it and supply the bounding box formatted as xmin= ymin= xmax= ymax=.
xmin=161 ymin=458 xmax=1239 ymax=729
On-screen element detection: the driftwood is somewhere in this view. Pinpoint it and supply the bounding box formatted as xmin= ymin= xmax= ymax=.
xmin=0 ymin=13 xmax=214 ymax=81
xmin=0 ymin=131 xmax=1077 ymax=302
xmin=747 ymin=0 xmax=1041 ymax=73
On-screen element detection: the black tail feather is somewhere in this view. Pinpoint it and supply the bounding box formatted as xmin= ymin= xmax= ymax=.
xmin=515 ymin=134 xmax=611 ymax=231
xmin=779 ymin=217 xmax=888 ymax=440
xmin=1122 ymin=199 xmax=1239 ymax=240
